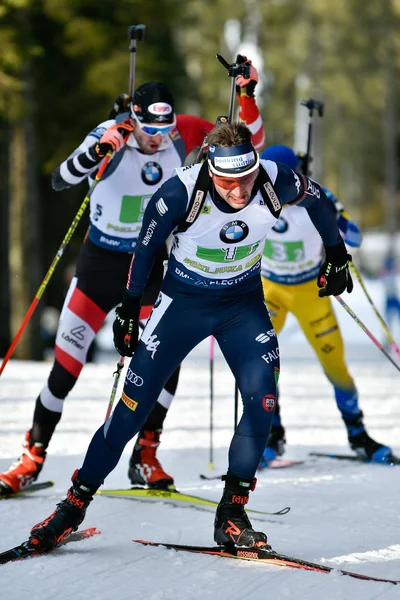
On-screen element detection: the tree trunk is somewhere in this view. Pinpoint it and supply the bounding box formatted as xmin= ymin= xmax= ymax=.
xmin=0 ymin=118 xmax=10 ymax=356
xmin=8 ymin=66 xmax=42 ymax=360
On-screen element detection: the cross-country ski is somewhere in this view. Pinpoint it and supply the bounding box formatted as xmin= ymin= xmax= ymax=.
xmin=133 ymin=539 xmax=400 ymax=585
xmin=309 ymin=451 xmax=400 ymax=465
xmin=97 ymin=487 xmax=290 ymax=516
xmin=0 ymin=481 xmax=54 ymax=499
xmin=0 ymin=527 xmax=100 ymax=565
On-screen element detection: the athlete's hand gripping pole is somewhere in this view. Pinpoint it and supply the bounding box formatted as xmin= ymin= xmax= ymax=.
xmin=334 ymin=296 xmax=400 ymax=373
xmin=194 ymin=55 xmax=252 ymax=164
xmin=103 ymin=24 xmax=146 ymax=417
xmin=113 ymin=293 xmax=141 ymax=357
xmin=216 ymin=53 xmax=251 ymax=123
xmin=0 ymin=149 xmax=115 ymax=377
xmin=349 ymin=262 xmax=400 ymax=362
xmin=317 ymin=242 xmax=353 ymax=297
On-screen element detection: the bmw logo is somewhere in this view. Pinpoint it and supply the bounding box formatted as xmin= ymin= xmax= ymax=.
xmin=220 ymin=221 xmax=249 ymax=244
xmin=272 ymin=216 xmax=288 ymax=234
xmin=141 ymin=162 xmax=163 ymax=185
xmin=154 ymin=293 xmax=162 ymax=308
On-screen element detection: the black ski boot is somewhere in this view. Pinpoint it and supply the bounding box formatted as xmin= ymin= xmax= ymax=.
xmin=214 ymin=474 xmax=270 ymax=549
xmin=345 ymin=414 xmax=393 ymax=462
xmin=28 ymin=470 xmax=99 ymax=552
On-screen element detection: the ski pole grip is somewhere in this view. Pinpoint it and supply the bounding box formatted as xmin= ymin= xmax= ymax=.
xmin=128 ymin=24 xmax=146 ymax=45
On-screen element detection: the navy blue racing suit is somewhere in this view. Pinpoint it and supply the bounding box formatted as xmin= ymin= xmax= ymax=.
xmin=79 ymin=162 xmax=342 ymax=485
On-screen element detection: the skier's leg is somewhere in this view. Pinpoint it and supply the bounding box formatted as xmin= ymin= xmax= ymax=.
xmin=0 ymin=241 xmax=131 ymax=494
xmin=128 ymin=251 xmax=181 ymax=488
xmin=292 ymin=280 xmax=392 ymax=461
xmin=127 ymin=365 xmax=180 ymax=488
xmin=260 ymin=277 xmax=288 ymax=462
xmin=28 ymin=278 xmax=211 ymax=549
xmin=214 ymin=282 xmax=279 ymax=547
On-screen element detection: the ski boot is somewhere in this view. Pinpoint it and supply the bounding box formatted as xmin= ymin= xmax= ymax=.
xmin=214 ymin=474 xmax=270 ymax=549
xmin=345 ymin=414 xmax=393 ymax=463
xmin=128 ymin=430 xmax=175 ymax=490
xmin=0 ymin=431 xmax=46 ymax=495
xmin=28 ymin=470 xmax=98 ymax=552
xmin=258 ymin=425 xmax=286 ymax=468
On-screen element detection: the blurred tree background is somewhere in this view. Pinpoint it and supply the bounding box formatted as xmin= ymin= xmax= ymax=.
xmin=0 ymin=0 xmax=399 ymax=359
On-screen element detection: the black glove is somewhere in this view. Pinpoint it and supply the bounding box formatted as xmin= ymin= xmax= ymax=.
xmin=318 ymin=241 xmax=353 ymax=297
xmin=296 ymin=152 xmax=311 ymax=176
xmin=108 ymin=93 xmax=131 ymax=119
xmin=113 ymin=293 xmax=141 ymax=356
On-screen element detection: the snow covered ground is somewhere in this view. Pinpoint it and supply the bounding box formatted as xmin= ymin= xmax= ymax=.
xmin=1 ymin=279 xmax=400 ymax=599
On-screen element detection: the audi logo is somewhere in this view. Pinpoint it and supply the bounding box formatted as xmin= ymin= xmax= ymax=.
xmin=126 ymin=369 xmax=144 ymax=386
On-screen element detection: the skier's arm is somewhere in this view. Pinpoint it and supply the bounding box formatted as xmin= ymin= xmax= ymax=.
xmin=272 ymin=163 xmax=342 ymax=247
xmin=272 ymin=162 xmax=353 ymax=296
xmin=323 ymin=187 xmax=362 ymax=248
xmin=236 ymin=61 xmax=265 ymax=150
xmin=112 ymin=176 xmax=188 ymax=356
xmin=176 ymin=115 xmax=213 ymax=155
xmin=52 ymin=119 xmax=133 ymax=190
xmin=177 ymin=58 xmax=264 ymax=155
xmin=125 ymin=176 xmax=189 ymax=298
xmin=51 ymin=120 xmax=113 ymax=190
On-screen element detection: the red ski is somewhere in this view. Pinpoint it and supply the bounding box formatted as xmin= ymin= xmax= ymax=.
xmin=133 ymin=539 xmax=399 ymax=585
xmin=0 ymin=527 xmax=101 ymax=565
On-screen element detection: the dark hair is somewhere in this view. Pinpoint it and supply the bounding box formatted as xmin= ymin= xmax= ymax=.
xmin=207 ymin=122 xmax=252 ymax=147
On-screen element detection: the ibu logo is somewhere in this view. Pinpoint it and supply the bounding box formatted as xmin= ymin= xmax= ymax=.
xmin=220 ymin=221 xmax=249 ymax=244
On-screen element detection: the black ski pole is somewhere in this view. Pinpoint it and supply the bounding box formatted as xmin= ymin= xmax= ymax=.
xmin=216 ymin=54 xmax=251 ymax=124
xmin=206 ymin=55 xmax=252 ymax=432
xmin=128 ymin=24 xmax=146 ymax=99
xmin=299 ymin=98 xmax=324 ymax=176
xmin=195 ymin=55 xmax=250 ymax=164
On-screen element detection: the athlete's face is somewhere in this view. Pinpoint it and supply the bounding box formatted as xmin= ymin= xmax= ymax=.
xmin=133 ymin=125 xmax=164 ymax=154
xmin=210 ymin=169 xmax=259 ymax=209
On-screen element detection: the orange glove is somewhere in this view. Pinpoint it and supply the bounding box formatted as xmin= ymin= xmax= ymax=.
xmin=92 ymin=120 xmax=134 ymax=158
